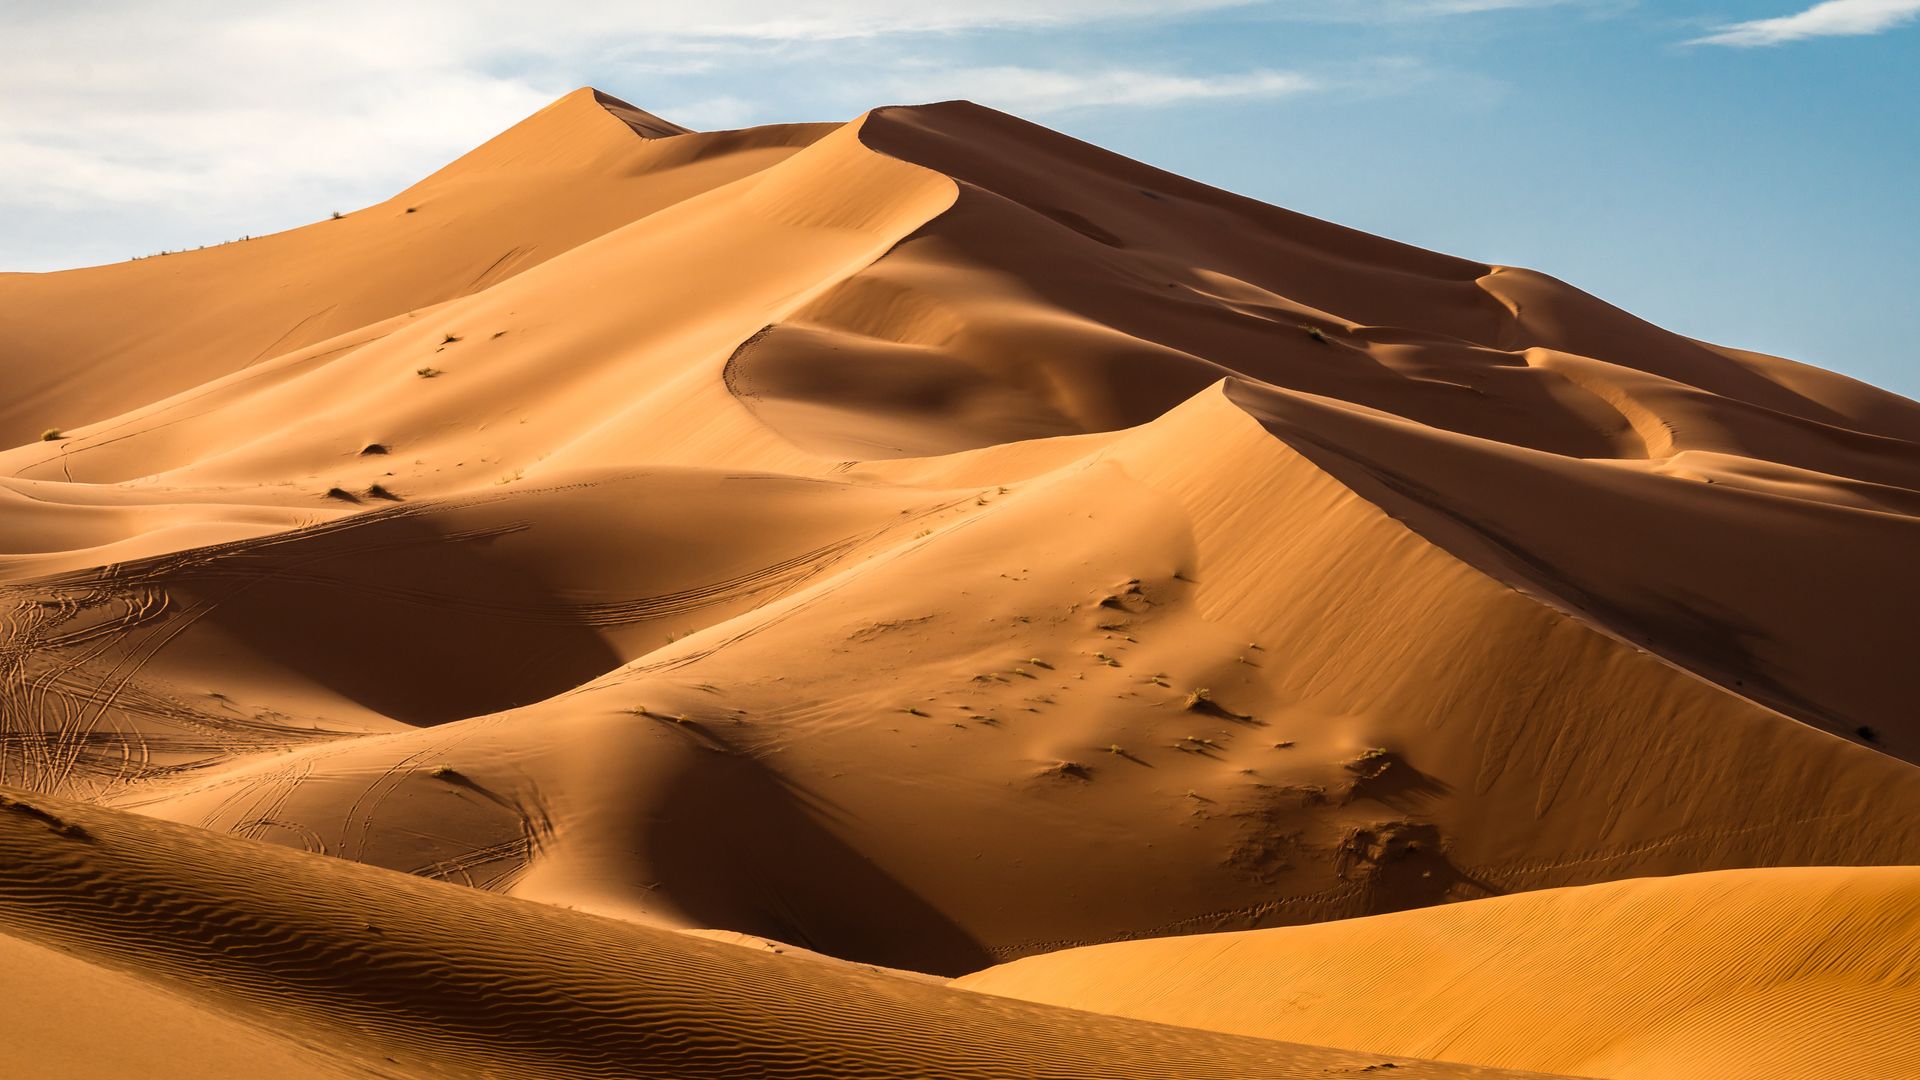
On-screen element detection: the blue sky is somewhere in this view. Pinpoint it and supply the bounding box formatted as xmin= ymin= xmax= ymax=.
xmin=4 ymin=1 xmax=1916 ymax=398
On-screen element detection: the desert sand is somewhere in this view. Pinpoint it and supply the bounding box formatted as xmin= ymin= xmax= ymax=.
xmin=1 ymin=87 xmax=1916 ymax=1076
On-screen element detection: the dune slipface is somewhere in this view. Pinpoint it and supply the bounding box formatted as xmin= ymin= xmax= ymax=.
xmin=1 ymin=88 xmax=1916 ymax=1077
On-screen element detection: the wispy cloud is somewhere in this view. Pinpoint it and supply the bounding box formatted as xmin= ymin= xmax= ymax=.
xmin=0 ymin=0 xmax=1577 ymax=269
xmin=886 ymin=67 xmax=1319 ymax=115
xmin=1689 ymin=0 xmax=1920 ymax=46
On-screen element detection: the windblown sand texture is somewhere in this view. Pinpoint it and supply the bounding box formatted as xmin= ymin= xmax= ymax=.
xmin=2 ymin=88 xmax=1917 ymax=1078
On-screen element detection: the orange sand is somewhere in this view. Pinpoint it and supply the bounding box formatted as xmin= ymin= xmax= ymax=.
xmin=2 ymin=88 xmax=1916 ymax=1077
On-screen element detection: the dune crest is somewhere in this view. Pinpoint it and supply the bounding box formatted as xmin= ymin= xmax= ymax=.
xmin=2 ymin=87 xmax=1917 ymax=1076
xmin=957 ymin=866 xmax=1920 ymax=1079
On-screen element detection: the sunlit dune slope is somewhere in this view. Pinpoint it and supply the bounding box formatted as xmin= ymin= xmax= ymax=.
xmin=0 ymin=89 xmax=829 ymax=447
xmin=957 ymin=866 xmax=1920 ymax=1080
xmin=0 ymin=788 xmax=1551 ymax=1079
xmin=1 ymin=84 xmax=1917 ymax=1011
xmin=9 ymin=379 xmax=1916 ymax=981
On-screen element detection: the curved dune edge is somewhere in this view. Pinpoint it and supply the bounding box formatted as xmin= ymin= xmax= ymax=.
xmin=734 ymin=99 xmax=1920 ymax=753
xmin=0 ymin=85 xmax=1917 ymax=1074
xmin=0 ymin=789 xmax=1552 ymax=1079
xmin=4 ymin=378 xmax=1919 ymax=981
xmin=955 ymin=865 xmax=1920 ymax=1079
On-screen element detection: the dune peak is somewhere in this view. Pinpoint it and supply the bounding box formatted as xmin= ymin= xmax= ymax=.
xmin=2 ymin=83 xmax=1916 ymax=1080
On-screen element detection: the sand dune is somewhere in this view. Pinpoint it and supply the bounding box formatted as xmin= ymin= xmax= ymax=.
xmin=0 ymin=788 xmax=1547 ymax=1079
xmin=957 ymin=866 xmax=1920 ymax=1079
xmin=3 ymin=87 xmax=1917 ymax=1075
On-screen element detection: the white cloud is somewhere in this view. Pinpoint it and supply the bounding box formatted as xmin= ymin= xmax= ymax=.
xmin=1689 ymin=0 xmax=1920 ymax=46
xmin=889 ymin=67 xmax=1320 ymax=114
xmin=0 ymin=0 xmax=1559 ymax=269
xmin=659 ymin=95 xmax=761 ymax=130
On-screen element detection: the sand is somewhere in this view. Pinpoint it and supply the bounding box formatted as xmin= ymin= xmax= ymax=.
xmin=957 ymin=866 xmax=1920 ymax=1079
xmin=1 ymin=87 xmax=1916 ymax=1076
xmin=0 ymin=790 xmax=1544 ymax=1079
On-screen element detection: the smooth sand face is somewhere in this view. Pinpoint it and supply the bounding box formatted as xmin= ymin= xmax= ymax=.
xmin=956 ymin=866 xmax=1920 ymax=1079
xmin=1 ymin=88 xmax=1916 ymax=1077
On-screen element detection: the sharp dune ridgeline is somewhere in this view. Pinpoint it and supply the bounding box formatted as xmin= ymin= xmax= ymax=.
xmin=1 ymin=88 xmax=1916 ymax=1078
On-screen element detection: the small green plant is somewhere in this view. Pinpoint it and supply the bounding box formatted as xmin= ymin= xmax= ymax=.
xmin=429 ymin=764 xmax=460 ymax=779
xmin=1301 ymin=324 xmax=1328 ymax=344
xmin=904 ymin=706 xmax=929 ymax=717
xmin=40 ymin=428 xmax=63 ymax=442
xmin=416 ymin=367 xmax=442 ymax=378
xmin=367 ymin=483 xmax=398 ymax=500
xmin=330 ymin=210 xmax=344 ymax=220
xmin=323 ymin=486 xmax=357 ymax=502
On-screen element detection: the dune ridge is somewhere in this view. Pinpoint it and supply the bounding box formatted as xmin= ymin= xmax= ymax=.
xmin=0 ymin=788 xmax=1549 ymax=1079
xmin=2 ymin=86 xmax=1917 ymax=1076
xmin=956 ymin=865 xmax=1920 ymax=1079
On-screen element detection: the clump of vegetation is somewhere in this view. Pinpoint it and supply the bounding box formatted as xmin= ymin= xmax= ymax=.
xmin=429 ymin=764 xmax=461 ymax=780
xmin=359 ymin=443 xmax=389 ymax=455
xmin=441 ymin=333 xmax=461 ymax=344
xmin=323 ymin=486 xmax=358 ymax=502
xmin=367 ymin=483 xmax=399 ymax=501
xmin=1301 ymin=324 xmax=1328 ymax=344
xmin=416 ymin=366 xmax=443 ymax=378
xmin=330 ymin=211 xmax=344 ymax=220
xmin=40 ymin=428 xmax=64 ymax=442
xmin=903 ymin=706 xmax=929 ymax=717
xmin=1347 ymin=747 xmax=1394 ymax=780
xmin=1858 ymin=725 xmax=1881 ymax=743
xmin=1183 ymin=687 xmax=1252 ymax=720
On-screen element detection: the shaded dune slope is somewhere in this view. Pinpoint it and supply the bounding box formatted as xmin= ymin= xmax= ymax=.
xmin=9 ymin=382 xmax=1913 ymax=980
xmin=740 ymin=101 xmax=1920 ymax=752
xmin=0 ymin=789 xmax=1548 ymax=1079
xmin=0 ymin=84 xmax=1915 ymax=1059
xmin=957 ymin=865 xmax=1920 ymax=1080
